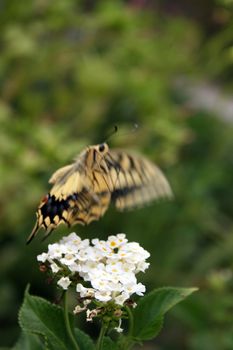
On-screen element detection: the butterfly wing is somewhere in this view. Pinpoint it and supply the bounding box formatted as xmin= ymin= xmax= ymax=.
xmin=56 ymin=152 xmax=112 ymax=226
xmin=48 ymin=164 xmax=74 ymax=184
xmin=102 ymin=150 xmax=173 ymax=210
xmin=28 ymin=144 xmax=172 ymax=243
xmin=70 ymin=188 xmax=110 ymax=226
xmin=27 ymin=151 xmax=111 ymax=244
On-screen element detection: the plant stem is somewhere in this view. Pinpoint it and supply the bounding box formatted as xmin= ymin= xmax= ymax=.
xmin=64 ymin=291 xmax=80 ymax=350
xmin=96 ymin=322 xmax=108 ymax=350
xmin=119 ymin=306 xmax=134 ymax=350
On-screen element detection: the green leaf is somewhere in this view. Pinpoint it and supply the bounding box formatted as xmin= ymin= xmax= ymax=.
xmin=132 ymin=287 xmax=198 ymax=341
xmin=74 ymin=329 xmax=95 ymax=350
xmin=12 ymin=332 xmax=43 ymax=350
xmin=102 ymin=336 xmax=118 ymax=350
xmin=18 ymin=288 xmax=75 ymax=350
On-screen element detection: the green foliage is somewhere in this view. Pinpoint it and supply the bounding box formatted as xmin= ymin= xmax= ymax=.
xmin=132 ymin=287 xmax=197 ymax=341
xmin=18 ymin=288 xmax=74 ymax=350
xmin=17 ymin=288 xmax=95 ymax=350
xmin=74 ymin=329 xmax=95 ymax=350
xmin=15 ymin=287 xmax=196 ymax=349
xmin=102 ymin=337 xmax=118 ymax=350
xmin=0 ymin=0 xmax=233 ymax=349
xmin=201 ymin=0 xmax=233 ymax=88
xmin=13 ymin=332 xmax=43 ymax=350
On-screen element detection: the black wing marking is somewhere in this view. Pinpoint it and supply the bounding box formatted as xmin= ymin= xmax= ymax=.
xmin=103 ymin=150 xmax=173 ymax=210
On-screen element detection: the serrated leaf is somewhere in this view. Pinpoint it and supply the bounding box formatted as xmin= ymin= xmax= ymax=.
xmin=132 ymin=287 xmax=198 ymax=341
xmin=74 ymin=328 xmax=95 ymax=350
xmin=12 ymin=332 xmax=43 ymax=350
xmin=18 ymin=289 xmax=75 ymax=350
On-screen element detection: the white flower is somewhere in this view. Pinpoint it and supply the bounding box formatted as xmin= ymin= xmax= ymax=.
xmin=86 ymin=308 xmax=96 ymax=322
xmin=116 ymin=233 xmax=128 ymax=245
xmin=135 ymin=261 xmax=150 ymax=273
xmin=106 ymin=234 xmax=128 ymax=251
xmin=73 ymin=305 xmax=87 ymax=314
xmin=61 ymin=232 xmax=81 ymax=245
xmin=91 ymin=278 xmax=110 ymax=291
xmin=76 ymin=283 xmax=95 ymax=298
xmin=114 ymin=318 xmax=123 ymax=333
xmin=114 ymin=292 xmax=130 ymax=306
xmin=68 ymin=262 xmax=81 ymax=272
xmin=134 ymin=282 xmax=146 ymax=296
xmin=78 ymin=239 xmax=90 ymax=250
xmin=105 ymin=261 xmax=123 ymax=274
xmin=119 ymin=272 xmax=137 ymax=285
xmin=95 ymin=290 xmax=112 ymax=302
xmin=93 ymin=240 xmax=112 ymax=255
xmin=122 ymin=282 xmax=145 ymax=296
xmin=86 ymin=309 xmax=93 ymax=322
xmin=48 ymin=243 xmax=64 ymax=259
xmin=37 ymin=232 xmax=150 ymax=310
xmin=107 ymin=235 xmax=122 ymax=250
xmin=86 ymin=307 xmax=102 ymax=321
xmin=57 ymin=277 xmax=71 ymax=290
xmin=60 ymin=253 xmax=76 ymax=266
xmin=75 ymin=249 xmax=89 ymax=262
xmin=121 ymin=262 xmax=135 ymax=273
xmin=80 ymin=261 xmax=98 ymax=273
xmin=50 ymin=262 xmax=60 ymax=273
xmin=83 ymin=299 xmax=92 ymax=306
xmin=37 ymin=252 xmax=48 ymax=263
xmin=108 ymin=281 xmax=122 ymax=292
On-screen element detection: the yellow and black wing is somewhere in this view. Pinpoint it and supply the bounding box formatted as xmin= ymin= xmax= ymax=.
xmin=102 ymin=150 xmax=173 ymax=210
xmin=27 ymin=144 xmax=172 ymax=243
xmin=27 ymin=151 xmax=111 ymax=244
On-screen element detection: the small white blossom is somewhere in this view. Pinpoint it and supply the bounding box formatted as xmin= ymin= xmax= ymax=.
xmin=114 ymin=292 xmax=130 ymax=306
xmin=37 ymin=232 xmax=150 ymax=320
xmin=50 ymin=262 xmax=60 ymax=273
xmin=114 ymin=319 xmax=123 ymax=333
xmin=91 ymin=278 xmax=110 ymax=291
xmin=135 ymin=261 xmax=150 ymax=273
xmin=68 ymin=262 xmax=81 ymax=272
xmin=83 ymin=299 xmax=92 ymax=306
xmin=86 ymin=308 xmax=101 ymax=322
xmin=119 ymin=272 xmax=137 ymax=285
xmin=76 ymin=283 xmax=95 ymax=298
xmin=95 ymin=290 xmax=112 ymax=302
xmin=48 ymin=243 xmax=64 ymax=259
xmin=73 ymin=305 xmax=87 ymax=314
xmin=116 ymin=233 xmax=128 ymax=245
xmin=60 ymin=253 xmax=76 ymax=266
xmin=86 ymin=309 xmax=93 ymax=322
xmin=134 ymin=282 xmax=146 ymax=296
xmin=37 ymin=252 xmax=48 ymax=263
xmin=57 ymin=277 xmax=71 ymax=290
xmin=106 ymin=261 xmax=123 ymax=274
xmin=61 ymin=232 xmax=81 ymax=245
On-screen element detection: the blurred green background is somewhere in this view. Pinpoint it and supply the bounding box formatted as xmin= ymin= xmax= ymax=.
xmin=0 ymin=0 xmax=233 ymax=349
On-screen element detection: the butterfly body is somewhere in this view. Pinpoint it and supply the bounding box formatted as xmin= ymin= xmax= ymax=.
xmin=27 ymin=143 xmax=172 ymax=244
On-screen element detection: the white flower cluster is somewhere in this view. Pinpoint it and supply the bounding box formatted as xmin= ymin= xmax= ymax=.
xmin=37 ymin=232 xmax=150 ymax=306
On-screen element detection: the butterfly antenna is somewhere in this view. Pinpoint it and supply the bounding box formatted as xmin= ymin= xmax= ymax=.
xmin=104 ymin=123 xmax=139 ymax=143
xmin=104 ymin=125 xmax=118 ymax=143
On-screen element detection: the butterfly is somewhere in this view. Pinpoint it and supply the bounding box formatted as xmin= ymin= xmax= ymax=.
xmin=27 ymin=143 xmax=173 ymax=244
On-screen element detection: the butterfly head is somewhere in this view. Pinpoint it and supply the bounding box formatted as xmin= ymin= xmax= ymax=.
xmin=95 ymin=143 xmax=109 ymax=154
xmin=85 ymin=143 xmax=109 ymax=167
